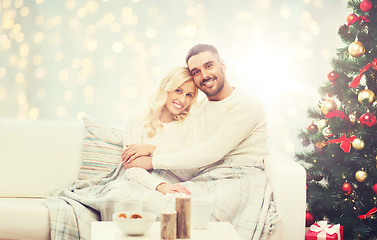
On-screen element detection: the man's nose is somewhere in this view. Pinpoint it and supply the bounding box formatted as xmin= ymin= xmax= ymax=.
xmin=202 ymin=69 xmax=210 ymax=79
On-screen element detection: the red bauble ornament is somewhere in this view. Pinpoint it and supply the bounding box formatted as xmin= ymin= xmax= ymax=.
xmin=308 ymin=123 xmax=319 ymax=134
xmin=306 ymin=211 xmax=315 ymax=227
xmin=360 ymin=112 xmax=377 ymax=127
xmin=360 ymin=0 xmax=373 ymax=12
xmin=346 ymin=13 xmax=357 ymax=25
xmin=373 ymin=184 xmax=377 ymax=195
xmin=341 ymin=182 xmax=353 ymax=195
xmin=327 ymin=70 xmax=339 ymax=85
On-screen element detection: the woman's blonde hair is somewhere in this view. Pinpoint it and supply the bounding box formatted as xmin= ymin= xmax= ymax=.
xmin=144 ymin=66 xmax=198 ymax=138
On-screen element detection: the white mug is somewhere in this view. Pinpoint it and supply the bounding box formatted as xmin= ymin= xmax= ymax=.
xmin=191 ymin=199 xmax=211 ymax=230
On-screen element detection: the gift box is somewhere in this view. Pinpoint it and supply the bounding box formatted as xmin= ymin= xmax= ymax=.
xmin=305 ymin=221 xmax=343 ymax=240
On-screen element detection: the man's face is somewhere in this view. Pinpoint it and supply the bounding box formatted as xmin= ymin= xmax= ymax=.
xmin=187 ymin=51 xmax=226 ymax=100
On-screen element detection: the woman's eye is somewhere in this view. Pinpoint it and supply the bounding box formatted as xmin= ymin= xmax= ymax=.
xmin=187 ymin=94 xmax=193 ymax=97
xmin=175 ymin=89 xmax=182 ymax=93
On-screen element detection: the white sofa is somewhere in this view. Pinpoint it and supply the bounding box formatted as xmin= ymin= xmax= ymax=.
xmin=0 ymin=118 xmax=306 ymax=240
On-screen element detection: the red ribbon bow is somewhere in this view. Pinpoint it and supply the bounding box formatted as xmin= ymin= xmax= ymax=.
xmin=347 ymin=15 xmax=369 ymax=28
xmin=328 ymin=135 xmax=356 ymax=153
xmin=349 ymin=58 xmax=377 ymax=88
xmin=325 ymin=110 xmax=347 ymax=120
xmin=358 ymin=207 xmax=377 ymax=220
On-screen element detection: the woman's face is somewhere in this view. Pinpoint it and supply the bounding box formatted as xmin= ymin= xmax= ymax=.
xmin=165 ymin=80 xmax=196 ymax=116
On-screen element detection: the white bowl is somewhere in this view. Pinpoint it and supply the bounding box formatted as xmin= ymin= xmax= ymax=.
xmin=112 ymin=211 xmax=156 ymax=236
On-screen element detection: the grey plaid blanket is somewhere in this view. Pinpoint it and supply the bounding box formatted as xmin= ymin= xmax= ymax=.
xmin=44 ymin=160 xmax=278 ymax=240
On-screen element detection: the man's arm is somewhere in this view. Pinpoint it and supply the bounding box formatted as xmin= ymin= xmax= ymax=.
xmin=152 ymin=97 xmax=266 ymax=169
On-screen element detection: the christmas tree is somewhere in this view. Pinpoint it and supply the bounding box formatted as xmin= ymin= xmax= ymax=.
xmin=296 ymin=0 xmax=377 ymax=239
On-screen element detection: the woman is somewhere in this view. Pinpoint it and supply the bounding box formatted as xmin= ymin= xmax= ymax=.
xmin=121 ymin=65 xmax=201 ymax=195
xmin=45 ymin=66 xmax=200 ymax=240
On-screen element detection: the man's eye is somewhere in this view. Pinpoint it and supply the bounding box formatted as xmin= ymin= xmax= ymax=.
xmin=206 ymin=64 xmax=212 ymax=69
xmin=192 ymin=70 xmax=200 ymax=76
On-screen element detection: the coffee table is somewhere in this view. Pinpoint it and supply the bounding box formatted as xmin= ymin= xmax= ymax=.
xmin=91 ymin=221 xmax=241 ymax=240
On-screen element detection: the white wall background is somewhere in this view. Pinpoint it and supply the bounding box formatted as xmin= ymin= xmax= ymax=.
xmin=0 ymin=0 xmax=349 ymax=157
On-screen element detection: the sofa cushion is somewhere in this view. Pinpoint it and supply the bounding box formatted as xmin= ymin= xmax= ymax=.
xmin=79 ymin=117 xmax=124 ymax=180
xmin=0 ymin=198 xmax=49 ymax=240
xmin=0 ymin=119 xmax=84 ymax=197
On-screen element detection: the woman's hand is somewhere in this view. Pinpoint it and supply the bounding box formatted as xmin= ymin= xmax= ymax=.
xmin=122 ymin=143 xmax=156 ymax=164
xmin=156 ymin=183 xmax=191 ymax=195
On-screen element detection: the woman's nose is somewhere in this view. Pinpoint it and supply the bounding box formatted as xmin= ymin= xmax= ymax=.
xmin=178 ymin=94 xmax=186 ymax=104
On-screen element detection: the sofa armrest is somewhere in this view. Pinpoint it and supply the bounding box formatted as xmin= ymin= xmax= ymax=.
xmin=264 ymin=149 xmax=306 ymax=240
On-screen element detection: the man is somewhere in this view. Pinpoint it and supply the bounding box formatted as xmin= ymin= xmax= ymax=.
xmin=124 ymin=44 xmax=278 ymax=239
xmin=123 ymin=43 xmax=268 ymax=171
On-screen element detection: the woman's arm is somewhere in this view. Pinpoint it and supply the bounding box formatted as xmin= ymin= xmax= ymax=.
xmin=122 ymin=143 xmax=156 ymax=163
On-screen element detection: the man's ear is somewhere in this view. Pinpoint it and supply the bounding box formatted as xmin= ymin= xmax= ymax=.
xmin=220 ymin=59 xmax=226 ymax=72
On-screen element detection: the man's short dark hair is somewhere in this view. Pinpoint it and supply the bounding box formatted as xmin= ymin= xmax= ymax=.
xmin=185 ymin=44 xmax=220 ymax=65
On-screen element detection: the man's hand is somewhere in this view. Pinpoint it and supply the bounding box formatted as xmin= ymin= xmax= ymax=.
xmin=156 ymin=183 xmax=191 ymax=195
xmin=123 ymin=156 xmax=153 ymax=170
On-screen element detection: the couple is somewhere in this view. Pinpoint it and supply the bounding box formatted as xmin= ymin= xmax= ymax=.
xmin=45 ymin=44 xmax=278 ymax=240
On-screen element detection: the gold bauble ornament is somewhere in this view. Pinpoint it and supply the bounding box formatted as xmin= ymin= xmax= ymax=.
xmin=348 ymin=40 xmax=365 ymax=58
xmin=355 ymin=170 xmax=368 ymax=182
xmin=322 ymin=126 xmax=333 ymax=138
xmin=358 ymin=89 xmax=375 ymax=105
xmin=317 ymin=119 xmax=328 ymax=131
xmin=352 ymin=138 xmax=365 ymax=150
xmin=349 ymin=112 xmax=357 ymax=123
xmin=321 ymin=99 xmax=337 ymax=115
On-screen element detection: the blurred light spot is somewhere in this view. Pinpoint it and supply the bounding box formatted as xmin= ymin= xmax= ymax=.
xmin=121 ymin=7 xmax=133 ymax=17
xmin=132 ymin=0 xmax=140 ymax=2
xmin=312 ymin=0 xmax=323 ymax=8
xmin=284 ymin=141 xmax=295 ymax=153
xmin=84 ymin=38 xmax=97 ymax=51
xmin=15 ymin=32 xmax=24 ymax=42
xmin=183 ymin=25 xmax=197 ymax=38
xmin=37 ymin=88 xmax=46 ymax=99
xmin=64 ymin=90 xmax=74 ymax=101
xmin=15 ymin=72 xmax=25 ymax=84
xmin=52 ymin=16 xmax=62 ymax=26
xmin=17 ymin=58 xmax=27 ymax=69
xmin=35 ymin=67 xmax=46 ymax=78
xmin=17 ymin=93 xmax=26 ymax=104
xmin=257 ymin=0 xmax=270 ymax=9
xmin=19 ymin=43 xmax=29 ymax=57
xmin=2 ymin=18 xmax=14 ymax=30
xmin=126 ymin=87 xmax=138 ymax=98
xmin=65 ymin=0 xmax=76 ymax=10
xmin=103 ymin=13 xmax=115 ymax=24
xmin=0 ymin=87 xmax=6 ymax=101
xmin=86 ymin=25 xmax=96 ymax=35
xmin=77 ymin=111 xmax=87 ymax=121
xmin=2 ymin=0 xmax=11 ymax=8
xmin=32 ymin=55 xmax=42 ymax=66
xmin=28 ymin=107 xmax=40 ymax=120
xmin=56 ymin=105 xmax=67 ymax=117
xmin=36 ymin=0 xmax=44 ymax=4
xmin=35 ymin=15 xmax=44 ymax=25
xmin=59 ymin=70 xmax=69 ymax=81
xmin=123 ymin=33 xmax=136 ymax=45
xmin=84 ymin=1 xmax=99 ymax=13
xmin=102 ymin=57 xmax=115 ymax=70
xmin=84 ymin=85 xmax=95 ymax=97
xmin=236 ymin=11 xmax=253 ymax=22
xmin=20 ymin=7 xmax=29 ymax=16
xmin=110 ymin=22 xmax=121 ymax=32
xmin=82 ymin=57 xmax=93 ymax=68
xmin=69 ymin=18 xmax=79 ymax=28
xmin=0 ymin=35 xmax=12 ymax=49
xmin=11 ymin=24 xmax=21 ymax=34
xmin=309 ymin=20 xmax=319 ymax=35
xmin=186 ymin=6 xmax=197 ymax=17
xmin=0 ymin=67 xmax=7 ymax=78
xmin=112 ymin=41 xmax=124 ymax=53
xmin=33 ymin=32 xmax=44 ymax=43
xmin=280 ymin=6 xmax=290 ymax=19
xmin=146 ymin=28 xmax=157 ymax=39
xmin=77 ymin=8 xmax=88 ymax=18
xmin=72 ymin=58 xmax=82 ymax=69
xmin=14 ymin=0 xmax=23 ymax=8
xmin=321 ymin=49 xmax=331 ymax=59
xmin=54 ymin=52 xmax=64 ymax=62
